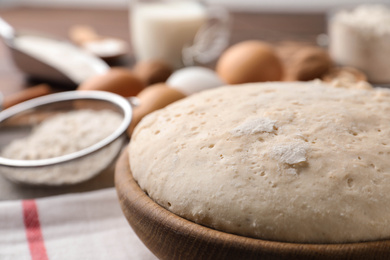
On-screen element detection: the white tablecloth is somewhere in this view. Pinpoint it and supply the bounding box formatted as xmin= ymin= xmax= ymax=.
xmin=0 ymin=188 xmax=157 ymax=260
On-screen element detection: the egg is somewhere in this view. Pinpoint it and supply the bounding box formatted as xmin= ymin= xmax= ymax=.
xmin=78 ymin=67 xmax=145 ymax=97
xmin=166 ymin=66 xmax=225 ymax=96
xmin=133 ymin=59 xmax=173 ymax=86
xmin=284 ymin=46 xmax=333 ymax=81
xmin=216 ymin=40 xmax=283 ymax=84
xmin=128 ymin=83 xmax=186 ymax=135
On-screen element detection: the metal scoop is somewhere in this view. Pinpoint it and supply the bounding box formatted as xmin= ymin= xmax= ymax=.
xmin=0 ymin=17 xmax=109 ymax=87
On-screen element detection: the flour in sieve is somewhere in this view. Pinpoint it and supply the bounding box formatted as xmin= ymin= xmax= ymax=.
xmin=0 ymin=109 xmax=124 ymax=185
xmin=1 ymin=109 xmax=122 ymax=160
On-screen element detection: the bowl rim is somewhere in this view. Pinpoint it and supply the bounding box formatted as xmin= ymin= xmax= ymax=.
xmin=115 ymin=149 xmax=390 ymax=259
xmin=0 ymin=90 xmax=132 ymax=167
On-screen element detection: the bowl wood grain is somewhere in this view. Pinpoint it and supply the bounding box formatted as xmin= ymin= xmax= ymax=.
xmin=115 ymin=149 xmax=390 ymax=260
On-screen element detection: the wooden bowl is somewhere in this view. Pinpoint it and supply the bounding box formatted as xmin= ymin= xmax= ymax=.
xmin=115 ymin=149 xmax=390 ymax=260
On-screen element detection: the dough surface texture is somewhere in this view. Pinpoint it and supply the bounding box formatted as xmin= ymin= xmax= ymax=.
xmin=129 ymin=81 xmax=390 ymax=243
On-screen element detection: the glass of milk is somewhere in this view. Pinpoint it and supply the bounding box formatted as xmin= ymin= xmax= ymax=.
xmin=130 ymin=0 xmax=230 ymax=69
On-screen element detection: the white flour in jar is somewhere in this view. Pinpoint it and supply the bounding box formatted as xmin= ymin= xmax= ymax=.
xmin=0 ymin=109 xmax=124 ymax=185
xmin=329 ymin=4 xmax=390 ymax=83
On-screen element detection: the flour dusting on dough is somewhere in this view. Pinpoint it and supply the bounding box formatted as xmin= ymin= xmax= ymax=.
xmin=271 ymin=142 xmax=309 ymax=166
xmin=230 ymin=117 xmax=276 ymax=136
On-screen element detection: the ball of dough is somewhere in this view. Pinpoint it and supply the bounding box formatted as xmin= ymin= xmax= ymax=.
xmin=130 ymin=81 xmax=390 ymax=243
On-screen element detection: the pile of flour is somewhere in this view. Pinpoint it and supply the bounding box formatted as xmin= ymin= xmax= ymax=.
xmin=0 ymin=109 xmax=123 ymax=185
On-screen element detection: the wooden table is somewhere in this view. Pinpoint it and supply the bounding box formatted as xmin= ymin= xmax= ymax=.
xmin=0 ymin=7 xmax=326 ymax=200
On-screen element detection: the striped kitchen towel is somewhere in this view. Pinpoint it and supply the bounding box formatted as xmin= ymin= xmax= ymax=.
xmin=0 ymin=188 xmax=157 ymax=260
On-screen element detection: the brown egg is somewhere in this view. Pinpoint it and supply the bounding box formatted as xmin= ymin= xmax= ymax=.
xmin=133 ymin=60 xmax=173 ymax=86
xmin=284 ymin=46 xmax=333 ymax=81
xmin=78 ymin=67 xmax=145 ymax=97
xmin=216 ymin=41 xmax=283 ymax=84
xmin=128 ymin=83 xmax=186 ymax=135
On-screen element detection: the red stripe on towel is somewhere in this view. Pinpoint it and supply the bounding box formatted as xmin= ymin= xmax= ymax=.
xmin=22 ymin=200 xmax=49 ymax=260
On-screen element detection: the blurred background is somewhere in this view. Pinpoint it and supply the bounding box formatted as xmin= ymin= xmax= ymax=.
xmin=0 ymin=0 xmax=389 ymax=97
xmin=0 ymin=0 xmax=389 ymax=12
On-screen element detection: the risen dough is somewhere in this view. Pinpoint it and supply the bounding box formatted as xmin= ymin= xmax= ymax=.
xmin=129 ymin=81 xmax=390 ymax=243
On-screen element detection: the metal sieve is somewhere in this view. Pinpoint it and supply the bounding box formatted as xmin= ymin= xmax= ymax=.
xmin=0 ymin=90 xmax=132 ymax=185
